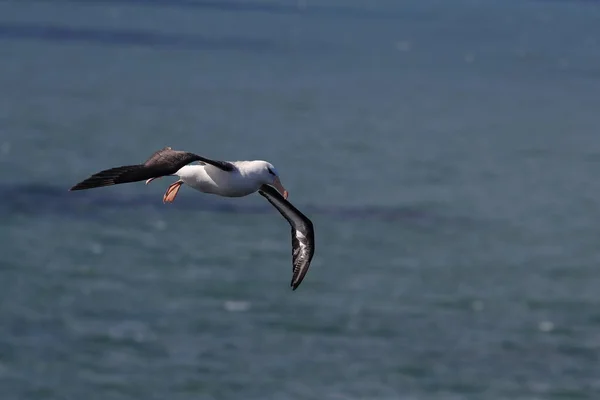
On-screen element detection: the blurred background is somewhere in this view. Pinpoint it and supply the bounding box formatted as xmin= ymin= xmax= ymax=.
xmin=1 ymin=0 xmax=600 ymax=399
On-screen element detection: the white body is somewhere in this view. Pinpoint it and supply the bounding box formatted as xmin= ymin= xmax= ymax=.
xmin=176 ymin=161 xmax=274 ymax=197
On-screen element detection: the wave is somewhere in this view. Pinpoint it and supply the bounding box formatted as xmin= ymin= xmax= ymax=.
xmin=0 ymin=22 xmax=277 ymax=51
xmin=1 ymin=183 xmax=454 ymax=227
xmin=51 ymin=0 xmax=398 ymax=20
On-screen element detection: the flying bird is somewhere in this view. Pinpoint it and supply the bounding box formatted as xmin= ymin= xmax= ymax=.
xmin=70 ymin=147 xmax=315 ymax=290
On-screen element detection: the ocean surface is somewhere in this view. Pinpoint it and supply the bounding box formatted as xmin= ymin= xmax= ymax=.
xmin=1 ymin=1 xmax=600 ymax=399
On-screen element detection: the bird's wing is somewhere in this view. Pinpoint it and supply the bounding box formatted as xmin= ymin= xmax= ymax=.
xmin=258 ymin=184 xmax=315 ymax=290
xmin=70 ymin=147 xmax=234 ymax=191
xmin=144 ymin=147 xmax=235 ymax=172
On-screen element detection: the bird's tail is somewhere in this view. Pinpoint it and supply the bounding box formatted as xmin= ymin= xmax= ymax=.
xmin=69 ymin=165 xmax=150 ymax=191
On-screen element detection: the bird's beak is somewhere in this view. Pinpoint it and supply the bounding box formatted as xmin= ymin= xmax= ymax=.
xmin=273 ymin=177 xmax=288 ymax=199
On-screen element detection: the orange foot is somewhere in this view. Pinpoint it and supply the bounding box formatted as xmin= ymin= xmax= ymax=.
xmin=163 ymin=180 xmax=183 ymax=203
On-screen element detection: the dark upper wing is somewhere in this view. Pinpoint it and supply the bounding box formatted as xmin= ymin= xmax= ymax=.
xmin=258 ymin=184 xmax=315 ymax=290
xmin=70 ymin=147 xmax=235 ymax=191
xmin=143 ymin=147 xmax=235 ymax=172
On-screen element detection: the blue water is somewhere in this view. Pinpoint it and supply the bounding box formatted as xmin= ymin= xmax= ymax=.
xmin=1 ymin=1 xmax=600 ymax=399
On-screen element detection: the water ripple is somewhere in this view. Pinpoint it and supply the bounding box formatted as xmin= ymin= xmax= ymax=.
xmin=50 ymin=0 xmax=401 ymax=20
xmin=0 ymin=182 xmax=468 ymax=227
xmin=0 ymin=22 xmax=277 ymax=51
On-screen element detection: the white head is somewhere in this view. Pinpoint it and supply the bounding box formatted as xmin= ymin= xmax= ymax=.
xmin=247 ymin=160 xmax=288 ymax=199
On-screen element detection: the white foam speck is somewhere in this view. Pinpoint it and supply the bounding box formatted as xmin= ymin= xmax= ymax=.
xmin=224 ymin=300 xmax=250 ymax=312
xmin=584 ymin=36 xmax=597 ymax=47
xmin=395 ymin=40 xmax=412 ymax=52
xmin=471 ymin=300 xmax=484 ymax=312
xmin=1 ymin=142 xmax=10 ymax=156
xmin=558 ymin=58 xmax=570 ymax=69
xmin=0 ymin=361 xmax=8 ymax=377
xmin=539 ymin=321 xmax=554 ymax=332
xmin=90 ymin=242 xmax=103 ymax=255
xmin=153 ymin=220 xmax=167 ymax=231
xmin=108 ymin=321 xmax=156 ymax=343
xmin=297 ymin=0 xmax=307 ymax=10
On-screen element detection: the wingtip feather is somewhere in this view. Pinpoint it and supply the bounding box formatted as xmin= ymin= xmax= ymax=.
xmin=291 ymin=279 xmax=300 ymax=290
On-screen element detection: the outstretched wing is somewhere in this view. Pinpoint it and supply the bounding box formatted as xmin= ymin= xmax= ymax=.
xmin=143 ymin=147 xmax=235 ymax=172
xmin=70 ymin=146 xmax=235 ymax=191
xmin=259 ymin=184 xmax=315 ymax=290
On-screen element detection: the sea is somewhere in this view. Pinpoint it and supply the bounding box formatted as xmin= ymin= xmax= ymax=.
xmin=1 ymin=1 xmax=600 ymax=399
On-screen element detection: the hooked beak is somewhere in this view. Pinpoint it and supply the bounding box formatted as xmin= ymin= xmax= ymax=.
xmin=272 ymin=177 xmax=288 ymax=199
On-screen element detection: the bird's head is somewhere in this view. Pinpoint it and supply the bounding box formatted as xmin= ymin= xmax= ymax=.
xmin=253 ymin=160 xmax=288 ymax=199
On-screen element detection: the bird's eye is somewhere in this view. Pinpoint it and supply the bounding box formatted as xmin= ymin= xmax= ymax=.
xmin=267 ymin=167 xmax=276 ymax=176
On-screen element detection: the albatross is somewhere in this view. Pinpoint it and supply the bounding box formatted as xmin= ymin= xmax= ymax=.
xmin=69 ymin=147 xmax=315 ymax=290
